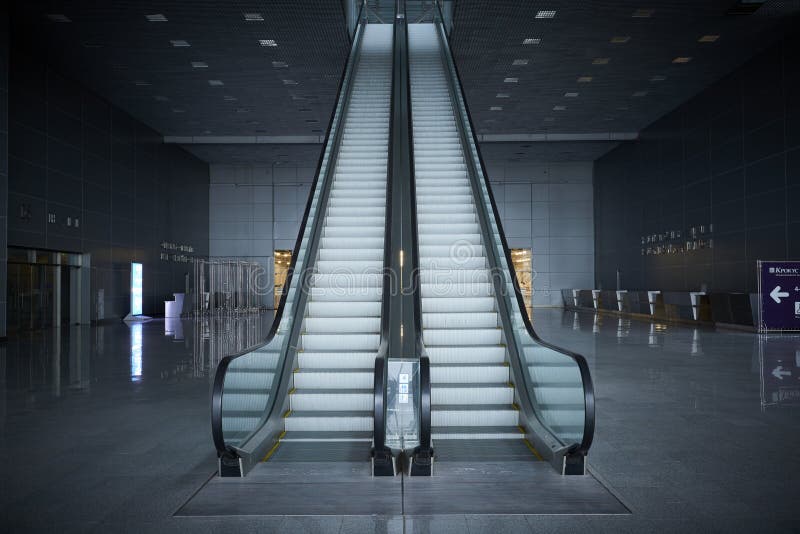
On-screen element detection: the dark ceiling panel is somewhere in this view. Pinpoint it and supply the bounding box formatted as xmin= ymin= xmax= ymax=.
xmin=10 ymin=1 xmax=800 ymax=165
xmin=11 ymin=1 xmax=350 ymax=138
xmin=450 ymin=0 xmax=800 ymax=136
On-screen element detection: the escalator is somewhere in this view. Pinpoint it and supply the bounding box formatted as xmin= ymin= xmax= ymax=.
xmin=210 ymin=15 xmax=394 ymax=477
xmin=407 ymin=10 xmax=595 ymax=475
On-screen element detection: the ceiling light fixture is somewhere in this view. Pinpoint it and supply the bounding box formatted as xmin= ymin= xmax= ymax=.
xmin=496 ymin=93 xmax=510 ymax=98
xmin=259 ymin=39 xmax=278 ymax=47
xmin=171 ymin=40 xmax=190 ymax=47
xmin=650 ymin=75 xmax=667 ymax=82
xmin=535 ymin=10 xmax=556 ymax=18
xmin=504 ymin=77 xmax=519 ymax=83
xmin=46 ymin=14 xmax=71 ymax=22
xmin=282 ymin=79 xmax=298 ymax=85
xmin=244 ymin=13 xmax=264 ymax=21
xmin=610 ymin=36 xmax=631 ymax=44
xmin=577 ymin=76 xmax=593 ymax=83
xmin=672 ymin=56 xmax=692 ymax=64
xmin=564 ymin=92 xmax=579 ymax=97
xmin=592 ymin=57 xmax=610 ymax=65
xmin=272 ymin=61 xmax=288 ymax=68
xmin=553 ymin=105 xmax=566 ymax=111
xmin=632 ymin=8 xmax=654 ymax=18
xmin=523 ymin=38 xmax=541 ymax=45
xmin=698 ymin=35 xmax=720 ymax=43
xmin=191 ymin=61 xmax=208 ymax=68
xmin=208 ymin=80 xmax=224 ymax=86
xmin=512 ymin=59 xmax=529 ymax=66
xmin=490 ymin=106 xmax=503 ymax=111
xmin=146 ymin=14 xmax=168 ymax=22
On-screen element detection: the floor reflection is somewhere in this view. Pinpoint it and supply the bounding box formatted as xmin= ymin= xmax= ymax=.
xmin=0 ymin=313 xmax=275 ymax=417
xmin=759 ymin=335 xmax=800 ymax=408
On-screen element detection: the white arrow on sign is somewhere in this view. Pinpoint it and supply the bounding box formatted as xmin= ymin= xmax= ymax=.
xmin=772 ymin=365 xmax=791 ymax=380
xmin=770 ymin=285 xmax=790 ymax=304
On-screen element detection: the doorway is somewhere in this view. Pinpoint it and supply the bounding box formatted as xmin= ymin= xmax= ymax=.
xmin=6 ymin=248 xmax=88 ymax=332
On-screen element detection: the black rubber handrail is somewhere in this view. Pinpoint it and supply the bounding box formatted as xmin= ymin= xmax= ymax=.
xmin=211 ymin=1 xmax=369 ymax=458
xmin=372 ymin=3 xmax=398 ymax=474
xmin=431 ymin=0 xmax=595 ymax=456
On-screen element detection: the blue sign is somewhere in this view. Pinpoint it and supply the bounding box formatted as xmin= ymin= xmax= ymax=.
xmin=758 ymin=261 xmax=800 ymax=332
xmin=131 ymin=262 xmax=143 ymax=316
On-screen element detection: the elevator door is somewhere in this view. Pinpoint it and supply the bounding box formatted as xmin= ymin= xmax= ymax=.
xmin=6 ymin=249 xmax=79 ymax=332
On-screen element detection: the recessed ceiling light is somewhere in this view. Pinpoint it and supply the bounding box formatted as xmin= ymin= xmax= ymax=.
xmin=259 ymin=39 xmax=278 ymax=47
xmin=698 ymin=35 xmax=720 ymax=43
xmin=592 ymin=57 xmax=610 ymax=65
xmin=154 ymin=95 xmax=169 ymax=101
xmin=512 ymin=59 xmax=529 ymax=66
xmin=650 ymin=75 xmax=667 ymax=82
xmin=610 ymin=36 xmax=631 ymax=44
xmin=282 ymin=79 xmax=298 ymax=85
xmin=146 ymin=14 xmax=168 ymax=22
xmin=223 ymin=95 xmax=237 ymax=101
xmin=632 ymin=8 xmax=654 ymax=18
xmin=134 ymin=80 xmax=151 ymax=86
xmin=171 ymin=40 xmax=190 ymax=47
xmin=672 ymin=56 xmax=692 ymax=64
xmin=244 ymin=13 xmax=264 ymax=21
xmin=496 ymin=93 xmax=510 ymax=98
xmin=272 ymin=61 xmax=288 ymax=68
xmin=504 ymin=77 xmax=519 ymax=83
xmin=208 ymin=80 xmax=224 ymax=86
xmin=633 ymin=90 xmax=648 ymax=97
xmin=553 ymin=105 xmax=566 ymax=111
xmin=171 ymin=108 xmax=185 ymax=113
xmin=191 ymin=61 xmax=208 ymax=68
xmin=523 ymin=38 xmax=541 ymax=45
xmin=577 ymin=76 xmax=593 ymax=83
xmin=564 ymin=92 xmax=579 ymax=97
xmin=535 ymin=10 xmax=556 ymax=18
xmin=46 ymin=14 xmax=71 ymax=23
xmin=490 ymin=106 xmax=503 ymax=111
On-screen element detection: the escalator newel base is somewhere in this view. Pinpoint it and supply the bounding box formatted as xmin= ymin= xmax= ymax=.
xmin=408 ymin=446 xmax=434 ymax=477
xmin=563 ymin=453 xmax=586 ymax=476
xmin=218 ymin=453 xmax=243 ymax=478
xmin=371 ymin=446 xmax=396 ymax=476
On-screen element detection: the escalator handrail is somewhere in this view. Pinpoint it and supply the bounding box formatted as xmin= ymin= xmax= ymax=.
xmin=212 ymin=1 xmax=369 ymax=456
xmin=430 ymin=1 xmax=595 ymax=455
xmin=373 ymin=8 xmax=399 ymax=455
xmin=404 ymin=6 xmax=433 ymax=455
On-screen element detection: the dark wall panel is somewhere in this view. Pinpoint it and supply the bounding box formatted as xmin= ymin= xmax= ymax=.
xmin=0 ymin=11 xmax=8 ymax=337
xmin=595 ymin=30 xmax=800 ymax=293
xmin=6 ymin=46 xmax=209 ymax=320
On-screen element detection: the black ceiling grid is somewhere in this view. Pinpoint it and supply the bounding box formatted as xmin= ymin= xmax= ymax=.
xmin=11 ymin=1 xmax=351 ymax=139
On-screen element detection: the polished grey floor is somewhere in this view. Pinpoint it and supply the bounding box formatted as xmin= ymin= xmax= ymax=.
xmin=1 ymin=311 xmax=799 ymax=532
